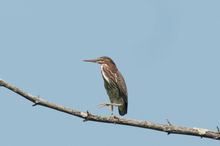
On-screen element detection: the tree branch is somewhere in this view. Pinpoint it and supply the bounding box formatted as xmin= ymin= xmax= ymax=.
xmin=0 ymin=79 xmax=220 ymax=140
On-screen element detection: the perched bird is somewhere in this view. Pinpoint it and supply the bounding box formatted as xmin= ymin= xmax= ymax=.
xmin=83 ymin=56 xmax=128 ymax=116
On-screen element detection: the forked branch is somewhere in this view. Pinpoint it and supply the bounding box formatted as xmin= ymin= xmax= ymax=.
xmin=0 ymin=79 xmax=219 ymax=140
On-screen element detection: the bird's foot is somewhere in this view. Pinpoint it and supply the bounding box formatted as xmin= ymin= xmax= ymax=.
xmin=109 ymin=114 xmax=120 ymax=123
xmin=98 ymin=103 xmax=122 ymax=115
xmin=98 ymin=103 xmax=122 ymax=109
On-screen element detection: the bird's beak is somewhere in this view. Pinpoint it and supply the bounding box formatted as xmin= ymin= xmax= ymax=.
xmin=83 ymin=58 xmax=98 ymax=63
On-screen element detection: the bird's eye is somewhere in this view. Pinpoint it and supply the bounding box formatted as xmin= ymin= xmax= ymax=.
xmin=97 ymin=60 xmax=103 ymax=64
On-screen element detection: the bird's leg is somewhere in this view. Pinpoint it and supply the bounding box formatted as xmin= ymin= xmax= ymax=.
xmin=98 ymin=103 xmax=122 ymax=116
xmin=110 ymin=105 xmax=113 ymax=115
xmin=98 ymin=103 xmax=122 ymax=109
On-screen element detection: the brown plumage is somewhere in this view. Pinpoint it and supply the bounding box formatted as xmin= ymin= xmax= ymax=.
xmin=84 ymin=56 xmax=128 ymax=116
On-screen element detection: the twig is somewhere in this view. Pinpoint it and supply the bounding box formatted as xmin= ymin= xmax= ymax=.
xmin=0 ymin=79 xmax=220 ymax=140
xmin=217 ymin=126 xmax=220 ymax=133
xmin=166 ymin=119 xmax=172 ymax=126
xmin=166 ymin=119 xmax=172 ymax=135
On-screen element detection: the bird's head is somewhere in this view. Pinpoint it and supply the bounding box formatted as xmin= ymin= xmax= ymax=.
xmin=83 ymin=56 xmax=115 ymax=65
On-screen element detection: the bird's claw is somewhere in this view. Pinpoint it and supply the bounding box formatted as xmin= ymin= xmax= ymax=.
xmin=98 ymin=103 xmax=110 ymax=108
xmin=98 ymin=103 xmax=122 ymax=108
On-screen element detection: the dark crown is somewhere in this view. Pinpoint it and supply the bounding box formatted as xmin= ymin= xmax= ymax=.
xmin=99 ymin=56 xmax=116 ymax=65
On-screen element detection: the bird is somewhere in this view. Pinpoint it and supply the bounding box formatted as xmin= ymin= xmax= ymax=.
xmin=83 ymin=56 xmax=128 ymax=116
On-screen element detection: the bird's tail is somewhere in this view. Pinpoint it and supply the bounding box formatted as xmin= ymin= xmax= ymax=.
xmin=118 ymin=102 xmax=127 ymax=116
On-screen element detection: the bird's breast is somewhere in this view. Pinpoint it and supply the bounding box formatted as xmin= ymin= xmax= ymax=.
xmin=101 ymin=65 xmax=110 ymax=83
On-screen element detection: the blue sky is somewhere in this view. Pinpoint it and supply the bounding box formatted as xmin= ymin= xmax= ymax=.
xmin=0 ymin=0 xmax=220 ymax=145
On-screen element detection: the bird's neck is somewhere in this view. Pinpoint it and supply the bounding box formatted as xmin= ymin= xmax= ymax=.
xmin=101 ymin=63 xmax=118 ymax=73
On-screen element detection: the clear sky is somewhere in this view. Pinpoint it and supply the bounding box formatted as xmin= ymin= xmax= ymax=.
xmin=0 ymin=0 xmax=220 ymax=145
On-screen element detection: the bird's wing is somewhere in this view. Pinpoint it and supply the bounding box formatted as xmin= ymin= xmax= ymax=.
xmin=102 ymin=66 xmax=128 ymax=103
xmin=115 ymin=71 xmax=128 ymax=103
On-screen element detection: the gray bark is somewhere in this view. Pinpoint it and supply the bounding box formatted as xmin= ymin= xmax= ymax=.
xmin=0 ymin=79 xmax=219 ymax=140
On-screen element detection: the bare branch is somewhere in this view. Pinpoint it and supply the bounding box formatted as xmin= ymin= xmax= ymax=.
xmin=0 ymin=79 xmax=220 ymax=140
